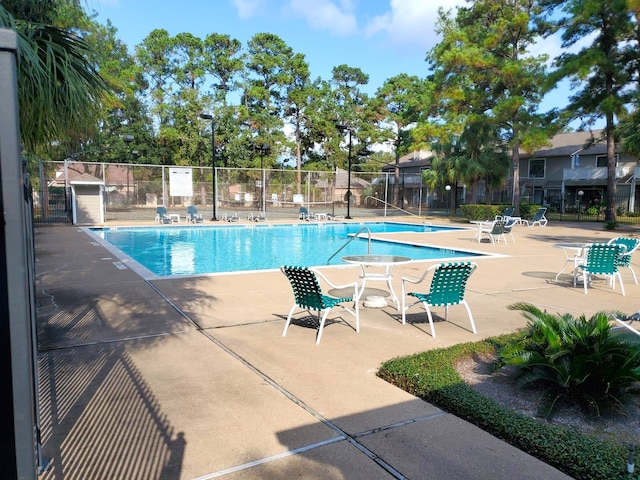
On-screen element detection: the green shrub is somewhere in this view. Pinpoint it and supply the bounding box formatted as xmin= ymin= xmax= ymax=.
xmin=459 ymin=204 xmax=504 ymax=220
xmin=604 ymin=220 xmax=619 ymax=230
xmin=499 ymin=303 xmax=640 ymax=418
xmin=518 ymin=203 xmax=540 ymax=219
xmin=377 ymin=331 xmax=633 ymax=480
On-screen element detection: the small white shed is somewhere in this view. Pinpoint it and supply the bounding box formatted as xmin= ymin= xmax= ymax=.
xmin=70 ymin=173 xmax=105 ymax=224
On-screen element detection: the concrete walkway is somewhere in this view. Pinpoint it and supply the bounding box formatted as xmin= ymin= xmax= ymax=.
xmin=34 ymin=220 xmax=639 ymax=479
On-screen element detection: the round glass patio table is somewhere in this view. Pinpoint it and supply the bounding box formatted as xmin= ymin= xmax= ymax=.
xmin=552 ymin=242 xmax=588 ymax=284
xmin=341 ymin=255 xmax=412 ymax=309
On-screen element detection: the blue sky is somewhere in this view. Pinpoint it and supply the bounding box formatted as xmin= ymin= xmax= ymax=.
xmin=90 ymin=0 xmax=582 ymax=123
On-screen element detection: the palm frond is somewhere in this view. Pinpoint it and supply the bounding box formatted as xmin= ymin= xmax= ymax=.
xmin=1 ymin=5 xmax=107 ymax=150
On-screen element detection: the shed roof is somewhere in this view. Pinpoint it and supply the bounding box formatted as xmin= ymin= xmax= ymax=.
xmin=70 ymin=173 xmax=104 ymax=185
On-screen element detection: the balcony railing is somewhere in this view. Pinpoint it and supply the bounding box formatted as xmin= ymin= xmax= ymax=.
xmin=563 ymin=166 xmax=629 ymax=181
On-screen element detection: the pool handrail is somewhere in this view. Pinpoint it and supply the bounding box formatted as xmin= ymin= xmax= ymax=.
xmin=326 ymin=227 xmax=372 ymax=264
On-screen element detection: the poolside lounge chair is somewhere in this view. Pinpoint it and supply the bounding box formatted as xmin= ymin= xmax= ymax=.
xmin=186 ymin=205 xmax=204 ymax=223
xmin=280 ymin=266 xmax=360 ymax=344
xmin=298 ymin=207 xmax=312 ymax=221
xmin=525 ymin=207 xmax=548 ymax=227
xmin=401 ymin=262 xmax=478 ymax=338
xmin=479 ymin=220 xmax=506 ymax=244
xmin=495 ymin=206 xmax=514 ymax=221
xmin=614 ymin=311 xmax=640 ymax=336
xmin=155 ymin=206 xmax=172 ymax=224
xmin=248 ymin=212 xmax=266 ymax=222
xmin=495 ymin=206 xmax=524 ymax=225
xmin=222 ymin=212 xmax=239 ymax=222
xmin=608 ymin=237 xmax=639 ymax=284
xmin=574 ymin=243 xmax=626 ymax=296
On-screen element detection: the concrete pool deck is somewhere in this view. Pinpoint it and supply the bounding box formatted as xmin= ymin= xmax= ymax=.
xmin=35 ymin=219 xmax=639 ymax=479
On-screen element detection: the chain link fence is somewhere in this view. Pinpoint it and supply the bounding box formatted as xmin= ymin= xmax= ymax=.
xmin=33 ymin=161 xmax=435 ymax=225
xmin=33 ymin=160 xmax=640 ymax=225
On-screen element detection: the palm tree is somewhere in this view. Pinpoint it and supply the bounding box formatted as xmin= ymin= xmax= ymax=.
xmin=0 ymin=2 xmax=107 ymax=151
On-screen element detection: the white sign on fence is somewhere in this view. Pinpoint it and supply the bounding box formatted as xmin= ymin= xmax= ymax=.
xmin=169 ymin=167 xmax=193 ymax=197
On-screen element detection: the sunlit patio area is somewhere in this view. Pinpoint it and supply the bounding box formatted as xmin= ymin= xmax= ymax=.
xmin=35 ymin=219 xmax=639 ymax=479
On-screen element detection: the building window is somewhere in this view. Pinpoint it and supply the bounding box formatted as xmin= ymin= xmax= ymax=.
xmin=596 ymin=154 xmax=618 ymax=167
xmin=528 ymin=158 xmax=545 ymax=178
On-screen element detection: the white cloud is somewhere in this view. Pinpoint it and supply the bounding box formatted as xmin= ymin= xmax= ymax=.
xmin=365 ymin=0 xmax=462 ymax=52
xmin=286 ymin=0 xmax=358 ymax=36
xmin=231 ymin=0 xmax=268 ymax=19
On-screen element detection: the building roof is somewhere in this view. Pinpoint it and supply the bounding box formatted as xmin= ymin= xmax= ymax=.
xmin=521 ymin=129 xmax=608 ymax=158
xmin=334 ymin=168 xmax=371 ymax=189
xmin=381 ymin=150 xmax=434 ymax=171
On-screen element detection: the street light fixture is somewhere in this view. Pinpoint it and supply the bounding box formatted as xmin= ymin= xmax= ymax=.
xmin=199 ymin=113 xmax=218 ymax=221
xmin=336 ymin=124 xmax=354 ymax=219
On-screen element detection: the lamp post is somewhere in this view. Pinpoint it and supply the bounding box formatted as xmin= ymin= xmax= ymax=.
xmin=281 ymin=158 xmax=291 ymax=205
xmin=336 ymin=124 xmax=354 ymax=219
xmin=445 ymin=185 xmax=452 ymax=214
xmin=253 ymin=143 xmax=270 ymax=214
xmin=127 ymin=149 xmax=139 ymax=206
xmin=577 ymin=190 xmax=584 ymax=215
xmin=199 ymin=113 xmax=218 ymax=221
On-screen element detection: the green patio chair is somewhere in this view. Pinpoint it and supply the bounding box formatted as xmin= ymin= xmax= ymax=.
xmin=401 ymin=262 xmax=478 ymax=338
xmin=502 ymin=217 xmax=518 ymax=243
xmin=574 ymin=243 xmax=626 ymax=295
xmin=480 ymin=220 xmax=506 ymax=244
xmin=281 ymin=266 xmax=360 ymax=344
xmin=608 ymin=237 xmax=639 ymax=284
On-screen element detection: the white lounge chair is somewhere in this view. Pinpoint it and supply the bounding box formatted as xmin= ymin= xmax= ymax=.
xmin=155 ymin=206 xmax=172 ymax=224
xmin=222 ymin=212 xmax=239 ymax=222
xmin=186 ymin=206 xmax=204 ymax=223
xmin=248 ymin=212 xmax=266 ymax=222
xmin=525 ymin=207 xmax=548 ymax=227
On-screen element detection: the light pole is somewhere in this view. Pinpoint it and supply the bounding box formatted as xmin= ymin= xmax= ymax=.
xmin=281 ymin=158 xmax=291 ymax=204
xmin=577 ymin=190 xmax=584 ymax=216
xmin=445 ymin=185 xmax=452 ymax=214
xmin=336 ymin=124 xmax=354 ymax=219
xmin=253 ymin=143 xmax=270 ymax=214
xmin=199 ymin=113 xmax=218 ymax=221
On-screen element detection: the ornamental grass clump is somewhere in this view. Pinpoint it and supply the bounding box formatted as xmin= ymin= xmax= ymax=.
xmin=499 ymin=303 xmax=640 ymax=418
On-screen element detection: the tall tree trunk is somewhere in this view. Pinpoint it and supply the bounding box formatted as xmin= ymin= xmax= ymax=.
xmin=393 ymin=141 xmax=400 ymax=207
xmin=605 ymin=114 xmax=616 ymax=222
xmin=511 ymin=141 xmax=521 ymax=215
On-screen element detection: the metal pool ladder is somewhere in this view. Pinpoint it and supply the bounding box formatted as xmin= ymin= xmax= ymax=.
xmin=326 ymin=227 xmax=372 ymax=264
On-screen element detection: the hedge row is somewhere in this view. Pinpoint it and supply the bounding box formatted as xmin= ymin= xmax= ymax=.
xmin=376 ymin=335 xmax=631 ymax=480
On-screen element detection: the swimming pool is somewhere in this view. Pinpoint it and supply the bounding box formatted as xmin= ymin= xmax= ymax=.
xmin=90 ymin=222 xmax=481 ymax=277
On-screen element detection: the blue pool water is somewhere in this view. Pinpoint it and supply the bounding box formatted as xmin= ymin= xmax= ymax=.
xmin=91 ymin=222 xmax=480 ymax=276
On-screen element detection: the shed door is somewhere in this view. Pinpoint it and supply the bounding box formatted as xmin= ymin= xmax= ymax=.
xmin=74 ymin=185 xmax=103 ymax=224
